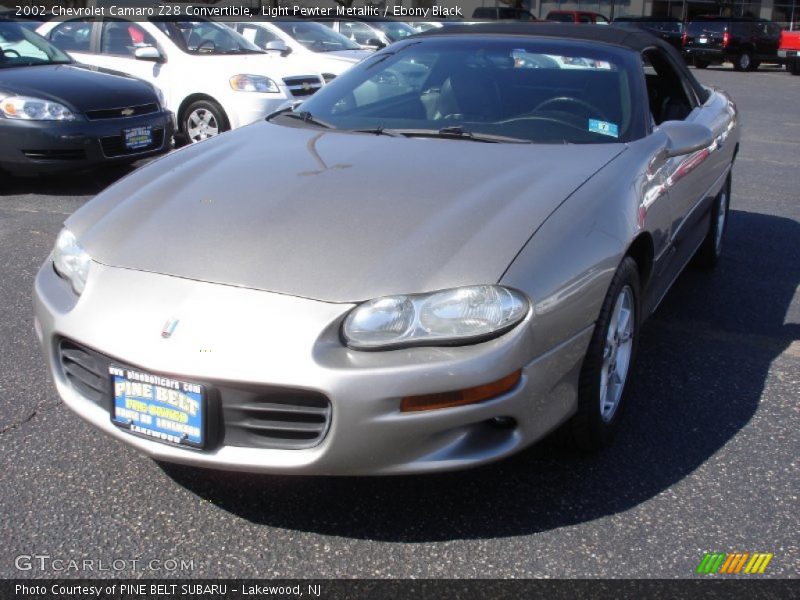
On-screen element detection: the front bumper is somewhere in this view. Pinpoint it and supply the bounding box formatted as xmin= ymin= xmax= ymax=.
xmin=34 ymin=262 xmax=590 ymax=475
xmin=224 ymin=90 xmax=293 ymax=130
xmin=682 ymin=47 xmax=725 ymax=63
xmin=778 ymin=49 xmax=798 ymax=58
xmin=0 ymin=110 xmax=173 ymax=176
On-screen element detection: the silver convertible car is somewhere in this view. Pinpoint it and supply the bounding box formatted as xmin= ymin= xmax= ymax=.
xmin=34 ymin=25 xmax=738 ymax=475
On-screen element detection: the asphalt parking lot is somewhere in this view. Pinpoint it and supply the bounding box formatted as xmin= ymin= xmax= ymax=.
xmin=1 ymin=65 xmax=798 ymax=579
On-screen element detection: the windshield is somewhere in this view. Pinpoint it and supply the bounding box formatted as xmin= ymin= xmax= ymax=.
xmin=152 ymin=20 xmax=263 ymax=54
xmin=688 ymin=20 xmax=727 ymax=34
xmin=0 ymin=21 xmax=72 ymax=67
xmin=274 ymin=21 xmax=361 ymax=52
xmin=372 ymin=21 xmax=417 ymax=42
xmin=288 ymin=38 xmax=637 ymax=144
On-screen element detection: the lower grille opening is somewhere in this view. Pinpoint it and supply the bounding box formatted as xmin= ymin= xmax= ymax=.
xmin=56 ymin=338 xmax=332 ymax=450
xmin=222 ymin=390 xmax=331 ymax=450
xmin=23 ymin=149 xmax=86 ymax=161
xmin=58 ymin=340 xmax=110 ymax=407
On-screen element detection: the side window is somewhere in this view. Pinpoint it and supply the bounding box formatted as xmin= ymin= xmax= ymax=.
xmin=100 ymin=21 xmax=156 ymax=56
xmin=332 ymin=54 xmax=433 ymax=115
xmin=579 ymin=15 xmax=592 ymax=23
xmin=48 ymin=20 xmax=93 ymax=53
xmin=642 ymin=49 xmax=694 ymax=126
xmin=236 ymin=24 xmax=279 ymax=49
xmin=767 ymin=22 xmax=782 ymax=38
xmin=339 ymin=22 xmax=376 ymax=46
xmin=596 ymin=15 xmax=610 ymax=24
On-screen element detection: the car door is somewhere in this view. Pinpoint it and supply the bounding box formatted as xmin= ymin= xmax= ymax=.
xmin=642 ymin=48 xmax=733 ymax=295
xmin=90 ymin=20 xmax=173 ymax=107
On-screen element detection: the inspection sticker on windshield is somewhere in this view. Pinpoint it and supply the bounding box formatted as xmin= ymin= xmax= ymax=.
xmin=588 ymin=119 xmax=619 ymax=138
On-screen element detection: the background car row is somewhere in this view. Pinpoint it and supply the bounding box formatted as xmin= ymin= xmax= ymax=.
xmin=2 ymin=16 xmax=797 ymax=177
xmin=1 ymin=16 xmax=386 ymax=176
xmin=470 ymin=9 xmax=798 ymax=73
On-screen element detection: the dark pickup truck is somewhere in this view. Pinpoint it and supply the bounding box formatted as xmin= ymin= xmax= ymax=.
xmin=683 ymin=16 xmax=783 ymax=71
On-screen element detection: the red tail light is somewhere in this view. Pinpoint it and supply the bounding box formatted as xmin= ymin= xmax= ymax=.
xmin=682 ymin=30 xmax=688 ymax=46
xmin=723 ymin=31 xmax=730 ymax=48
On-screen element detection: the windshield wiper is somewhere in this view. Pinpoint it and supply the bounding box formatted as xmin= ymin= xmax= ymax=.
xmin=269 ymin=110 xmax=333 ymax=129
xmin=396 ymin=126 xmax=532 ymax=144
xmin=0 ymin=61 xmax=70 ymax=68
xmin=221 ymin=49 xmax=264 ymax=55
xmin=351 ymin=126 xmax=401 ymax=137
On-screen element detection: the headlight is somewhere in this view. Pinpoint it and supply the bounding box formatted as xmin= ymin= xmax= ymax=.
xmin=322 ymin=73 xmax=337 ymax=83
xmin=0 ymin=95 xmax=75 ymax=121
xmin=343 ymin=285 xmax=530 ymax=350
xmin=53 ymin=228 xmax=91 ymax=295
xmin=229 ymin=75 xmax=279 ymax=93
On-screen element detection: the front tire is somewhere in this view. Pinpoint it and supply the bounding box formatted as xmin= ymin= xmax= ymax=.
xmin=693 ymin=174 xmax=731 ymax=268
xmin=568 ymin=257 xmax=641 ymax=451
xmin=181 ymin=100 xmax=229 ymax=144
xmin=790 ymin=59 xmax=800 ymax=75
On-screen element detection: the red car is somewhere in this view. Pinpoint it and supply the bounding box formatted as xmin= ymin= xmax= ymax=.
xmin=779 ymin=30 xmax=800 ymax=75
xmin=546 ymin=10 xmax=610 ymax=24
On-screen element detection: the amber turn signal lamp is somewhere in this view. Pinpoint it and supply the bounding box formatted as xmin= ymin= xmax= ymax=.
xmin=400 ymin=370 xmax=522 ymax=412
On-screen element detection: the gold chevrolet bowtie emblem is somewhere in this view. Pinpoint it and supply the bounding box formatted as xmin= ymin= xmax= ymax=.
xmin=121 ymin=107 xmax=135 ymax=117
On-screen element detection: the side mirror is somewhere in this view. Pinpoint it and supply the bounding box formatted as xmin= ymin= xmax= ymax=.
xmin=366 ymin=38 xmax=386 ymax=49
xmin=659 ymin=121 xmax=713 ymax=157
xmin=265 ymin=40 xmax=291 ymax=57
xmin=134 ymin=46 xmax=163 ymax=62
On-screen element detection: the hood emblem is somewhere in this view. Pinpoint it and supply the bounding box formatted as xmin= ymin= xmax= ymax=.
xmin=302 ymin=82 xmax=311 ymax=91
xmin=161 ymin=318 xmax=179 ymax=339
xmin=121 ymin=107 xmax=135 ymax=117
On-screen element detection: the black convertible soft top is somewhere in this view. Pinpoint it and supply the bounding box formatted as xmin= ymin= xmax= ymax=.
xmin=415 ymin=23 xmax=709 ymax=102
xmin=417 ymin=23 xmax=667 ymax=51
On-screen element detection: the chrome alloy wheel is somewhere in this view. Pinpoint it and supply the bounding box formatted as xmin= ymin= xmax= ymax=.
xmin=714 ymin=188 xmax=728 ymax=253
xmin=600 ymin=285 xmax=635 ymax=423
xmin=186 ymin=108 xmax=219 ymax=142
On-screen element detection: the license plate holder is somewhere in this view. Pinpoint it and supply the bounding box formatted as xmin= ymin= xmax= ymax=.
xmin=123 ymin=126 xmax=153 ymax=150
xmin=110 ymin=365 xmax=205 ymax=448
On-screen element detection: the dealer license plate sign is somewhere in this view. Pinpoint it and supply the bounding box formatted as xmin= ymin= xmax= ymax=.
xmin=110 ymin=366 xmax=205 ymax=448
xmin=123 ymin=126 xmax=153 ymax=150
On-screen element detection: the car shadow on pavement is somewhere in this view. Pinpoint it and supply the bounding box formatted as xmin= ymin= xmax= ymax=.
xmin=160 ymin=209 xmax=800 ymax=542
xmin=0 ymin=165 xmax=138 ymax=197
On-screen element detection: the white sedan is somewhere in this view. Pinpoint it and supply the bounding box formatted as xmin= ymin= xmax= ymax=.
xmin=37 ymin=18 xmax=324 ymax=143
xmin=230 ymin=21 xmax=373 ymax=83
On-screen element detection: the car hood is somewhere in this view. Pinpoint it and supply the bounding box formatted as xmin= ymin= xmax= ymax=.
xmin=181 ymin=53 xmax=321 ymax=80
xmin=0 ymin=64 xmax=157 ymax=112
xmin=68 ymin=122 xmax=626 ymax=303
xmin=323 ymin=49 xmax=373 ymax=62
